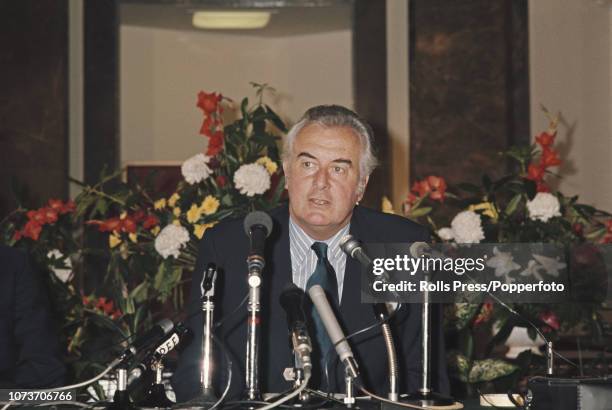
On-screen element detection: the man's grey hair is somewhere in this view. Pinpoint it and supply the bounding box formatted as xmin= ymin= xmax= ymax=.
xmin=282 ymin=105 xmax=378 ymax=179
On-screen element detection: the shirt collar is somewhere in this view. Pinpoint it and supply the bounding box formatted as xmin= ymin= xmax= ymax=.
xmin=289 ymin=216 xmax=350 ymax=262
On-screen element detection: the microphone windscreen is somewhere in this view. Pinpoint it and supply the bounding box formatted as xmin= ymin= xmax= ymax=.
xmin=243 ymin=211 xmax=273 ymax=237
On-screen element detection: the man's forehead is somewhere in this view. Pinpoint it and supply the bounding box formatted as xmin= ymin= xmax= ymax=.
xmin=293 ymin=124 xmax=361 ymax=149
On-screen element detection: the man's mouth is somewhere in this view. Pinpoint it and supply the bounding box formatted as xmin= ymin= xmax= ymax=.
xmin=309 ymin=198 xmax=330 ymax=206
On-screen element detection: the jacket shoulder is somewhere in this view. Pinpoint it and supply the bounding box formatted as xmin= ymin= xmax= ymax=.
xmin=354 ymin=206 xmax=430 ymax=242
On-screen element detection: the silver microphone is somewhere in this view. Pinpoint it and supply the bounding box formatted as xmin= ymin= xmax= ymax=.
xmin=307 ymin=285 xmax=359 ymax=379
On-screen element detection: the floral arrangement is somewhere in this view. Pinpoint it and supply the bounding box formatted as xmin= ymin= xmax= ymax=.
xmin=1 ymin=84 xmax=287 ymax=394
xmin=390 ymin=112 xmax=611 ymax=391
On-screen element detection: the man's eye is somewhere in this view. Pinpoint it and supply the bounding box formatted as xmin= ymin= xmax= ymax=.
xmin=302 ymin=161 xmax=313 ymax=168
xmin=332 ymin=166 xmax=346 ymax=174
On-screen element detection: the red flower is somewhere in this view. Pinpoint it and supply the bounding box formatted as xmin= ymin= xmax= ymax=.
xmin=197 ymin=91 xmax=222 ymax=114
xmin=406 ymin=192 xmax=417 ymax=205
xmin=411 ymin=180 xmax=431 ymax=198
xmin=473 ymin=302 xmax=494 ymax=326
xmin=527 ymin=163 xmax=545 ymax=182
xmin=48 ymin=199 xmax=64 ymax=212
xmin=426 ymin=176 xmax=447 ymax=201
xmin=605 ymin=220 xmax=612 ymax=232
xmin=132 ymin=210 xmax=146 ymax=223
xmin=121 ymin=217 xmax=137 ymax=234
xmin=535 ymin=131 xmax=556 ymax=147
xmin=536 ymin=181 xmax=550 ymax=192
xmin=541 ymin=148 xmax=561 ymax=167
xmin=215 ymin=175 xmax=228 ymax=188
xmin=572 ymin=223 xmax=584 ymax=236
xmin=63 ymin=200 xmax=76 ymax=214
xmin=200 ymin=115 xmax=214 ymax=137
xmin=41 ymin=207 xmax=58 ymax=224
xmin=538 ymin=311 xmax=560 ymax=331
xmin=82 ymin=296 xmax=90 ymax=306
xmin=27 ymin=209 xmax=46 ymax=225
xmin=142 ymin=214 xmax=159 ymax=229
xmin=206 ymin=130 xmax=224 ymax=156
xmin=95 ymin=297 xmax=115 ymax=316
xmin=87 ymin=217 xmax=121 ymax=233
xmin=13 ymin=230 xmax=22 ymax=241
xmin=22 ymin=220 xmax=42 ymax=241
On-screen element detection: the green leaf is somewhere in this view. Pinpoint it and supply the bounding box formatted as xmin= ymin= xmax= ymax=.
xmin=130 ymin=281 xmax=149 ymax=304
xmin=409 ymin=206 xmax=432 ymax=218
xmin=468 ymin=359 xmax=518 ymax=383
xmin=449 ymin=303 xmax=481 ymax=330
xmin=505 ymin=194 xmax=522 ymax=216
xmin=448 ymin=352 xmax=471 ymax=382
xmin=265 ymin=105 xmax=288 ymax=132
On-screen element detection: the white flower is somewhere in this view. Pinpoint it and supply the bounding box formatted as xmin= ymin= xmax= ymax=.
xmin=526 ymin=192 xmax=561 ymax=222
xmin=486 ymin=247 xmax=520 ymax=284
xmin=233 ymin=163 xmax=271 ymax=197
xmin=450 ymin=210 xmax=485 ymax=243
xmin=154 ymin=224 xmax=190 ymax=259
xmin=437 ymin=227 xmax=454 ymax=241
xmin=181 ymin=153 xmax=212 ymax=185
xmin=47 ymin=249 xmax=72 ymax=283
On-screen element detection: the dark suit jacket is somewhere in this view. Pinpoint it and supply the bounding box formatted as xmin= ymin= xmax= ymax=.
xmin=172 ymin=204 xmax=449 ymax=401
xmin=0 ymin=245 xmax=66 ymax=388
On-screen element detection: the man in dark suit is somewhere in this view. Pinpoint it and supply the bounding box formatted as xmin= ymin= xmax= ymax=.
xmin=0 ymin=245 xmax=66 ymax=388
xmin=172 ymin=105 xmax=449 ymax=401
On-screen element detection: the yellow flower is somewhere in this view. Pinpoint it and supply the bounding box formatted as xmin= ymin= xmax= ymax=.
xmin=187 ymin=203 xmax=203 ymax=224
xmin=194 ymin=222 xmax=216 ymax=239
xmin=173 ymin=207 xmax=181 ymax=217
xmin=154 ymin=198 xmax=167 ymax=210
xmin=381 ymin=196 xmax=395 ymax=214
xmin=172 ymin=220 xmax=182 ymax=227
xmin=168 ymin=192 xmax=180 ymax=207
xmin=468 ymin=202 xmax=499 ymax=221
xmin=109 ymin=233 xmax=122 ymax=248
xmin=120 ymin=211 xmax=127 ymax=220
xmin=256 ymin=156 xmax=278 ymax=175
xmin=129 ymin=233 xmax=138 ymax=243
xmin=151 ymin=226 xmax=160 ymax=236
xmin=200 ymin=195 xmax=220 ymax=216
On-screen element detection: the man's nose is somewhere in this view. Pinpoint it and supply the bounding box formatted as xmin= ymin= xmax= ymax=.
xmin=313 ymin=168 xmax=330 ymax=189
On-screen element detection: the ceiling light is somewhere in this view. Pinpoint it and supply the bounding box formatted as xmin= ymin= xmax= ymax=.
xmin=192 ymin=11 xmax=271 ymax=30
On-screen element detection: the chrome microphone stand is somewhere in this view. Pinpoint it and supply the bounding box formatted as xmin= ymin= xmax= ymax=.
xmin=176 ymin=263 xmax=218 ymax=409
xmin=244 ymin=253 xmax=263 ymax=401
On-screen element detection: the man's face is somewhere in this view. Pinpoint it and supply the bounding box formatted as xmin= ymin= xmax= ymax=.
xmin=283 ymin=123 xmax=367 ymax=240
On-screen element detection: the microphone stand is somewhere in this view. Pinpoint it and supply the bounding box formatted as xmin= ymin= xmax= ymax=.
xmin=107 ymin=364 xmax=136 ymax=410
xmin=402 ymin=264 xmax=455 ymax=407
xmin=244 ymin=253 xmax=264 ymax=401
xmin=177 ymin=264 xmax=219 ymax=409
xmin=136 ymin=358 xmax=173 ymax=408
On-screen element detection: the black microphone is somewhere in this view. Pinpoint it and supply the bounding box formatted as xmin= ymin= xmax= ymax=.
xmin=243 ymin=211 xmax=273 ymax=277
xmin=308 ymin=285 xmax=359 ymax=379
xmin=200 ymin=263 xmax=218 ymax=298
xmin=279 ymin=284 xmax=313 ymax=372
xmin=122 ymin=319 xmax=174 ymax=360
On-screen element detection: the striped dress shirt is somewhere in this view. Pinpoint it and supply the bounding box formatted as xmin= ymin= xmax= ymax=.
xmin=289 ymin=217 xmax=350 ymax=303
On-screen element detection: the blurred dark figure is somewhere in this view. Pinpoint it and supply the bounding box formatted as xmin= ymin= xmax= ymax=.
xmin=0 ymin=245 xmax=66 ymax=387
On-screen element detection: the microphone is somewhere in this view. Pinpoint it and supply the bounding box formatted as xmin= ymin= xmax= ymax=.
xmin=409 ymin=241 xmax=446 ymax=260
xmin=307 ymin=285 xmax=359 ymax=379
xmin=339 ymin=234 xmax=372 ymax=267
xmin=243 ymin=211 xmax=273 ymax=280
xmin=279 ymin=284 xmax=313 ymax=372
xmin=122 ymin=319 xmax=174 ymax=360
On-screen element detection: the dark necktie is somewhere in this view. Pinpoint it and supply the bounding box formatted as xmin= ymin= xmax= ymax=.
xmin=306 ymin=241 xmax=339 ymax=369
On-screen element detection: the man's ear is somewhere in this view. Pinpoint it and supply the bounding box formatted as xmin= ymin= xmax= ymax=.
xmin=282 ymin=162 xmax=290 ymax=189
xmin=356 ymin=175 xmax=369 ymax=200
